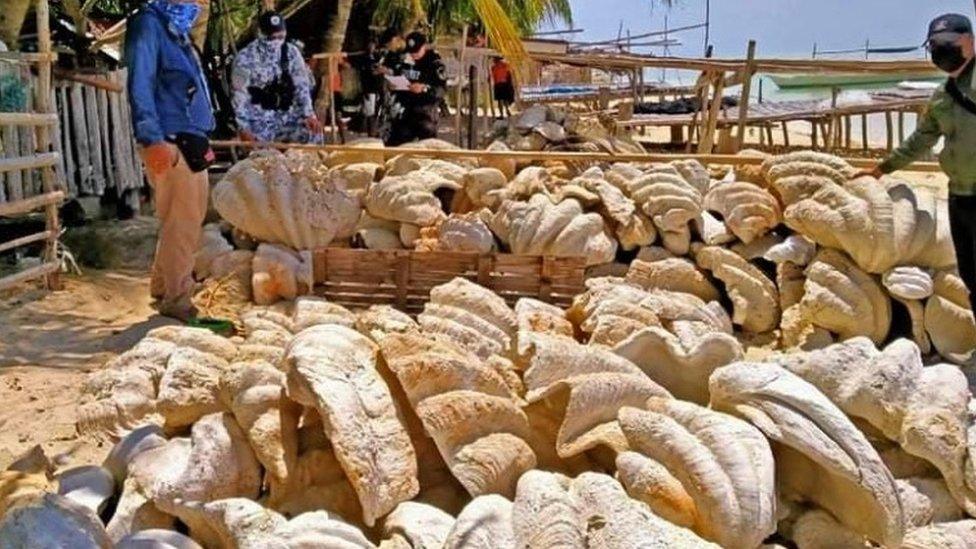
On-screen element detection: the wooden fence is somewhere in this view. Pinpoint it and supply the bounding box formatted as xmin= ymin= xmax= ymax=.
xmin=53 ymin=70 xmax=143 ymax=204
xmin=0 ymin=0 xmax=62 ymax=291
xmin=2 ymin=69 xmax=142 ymax=207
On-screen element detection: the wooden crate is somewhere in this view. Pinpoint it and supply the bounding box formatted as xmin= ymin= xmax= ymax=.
xmin=312 ymin=248 xmax=586 ymax=313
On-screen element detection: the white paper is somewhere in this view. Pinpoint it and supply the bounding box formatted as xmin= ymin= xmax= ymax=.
xmin=385 ymin=75 xmax=411 ymax=91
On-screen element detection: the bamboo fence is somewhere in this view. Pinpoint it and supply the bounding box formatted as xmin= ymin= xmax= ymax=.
xmin=0 ymin=0 xmax=62 ymax=291
xmin=52 ymin=70 xmax=143 ymax=205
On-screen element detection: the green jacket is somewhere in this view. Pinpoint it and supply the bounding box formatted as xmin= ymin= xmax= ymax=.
xmin=880 ymin=61 xmax=976 ymax=196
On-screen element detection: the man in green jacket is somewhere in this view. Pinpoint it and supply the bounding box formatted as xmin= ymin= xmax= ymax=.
xmin=861 ymin=13 xmax=976 ymax=315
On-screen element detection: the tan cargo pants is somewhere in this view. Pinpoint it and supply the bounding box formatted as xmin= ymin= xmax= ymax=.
xmin=141 ymin=144 xmax=208 ymax=312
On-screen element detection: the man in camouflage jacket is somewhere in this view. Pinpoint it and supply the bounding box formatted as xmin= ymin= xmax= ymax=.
xmin=231 ymin=11 xmax=322 ymax=143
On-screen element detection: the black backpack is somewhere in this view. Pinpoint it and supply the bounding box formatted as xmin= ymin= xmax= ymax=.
xmin=247 ymin=43 xmax=296 ymax=112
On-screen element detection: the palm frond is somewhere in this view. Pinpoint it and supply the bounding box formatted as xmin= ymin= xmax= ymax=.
xmin=472 ymin=0 xmax=527 ymax=71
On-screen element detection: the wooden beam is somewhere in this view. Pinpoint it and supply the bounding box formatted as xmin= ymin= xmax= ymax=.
xmin=2 ymin=127 xmax=23 ymax=201
xmin=698 ymin=73 xmax=726 ymax=154
xmin=467 ymin=64 xmax=477 ymax=149
xmin=0 ymin=113 xmax=58 ymax=126
xmin=0 ymin=190 xmax=64 ymax=217
xmin=0 ymin=261 xmax=59 ymax=293
xmin=734 ymin=40 xmax=757 ymax=151
xmin=885 ymin=111 xmax=894 ymax=152
xmin=897 ymin=111 xmax=905 ymax=144
xmin=455 ymin=24 xmax=468 ymax=147
xmin=0 ymin=230 xmax=54 ymax=254
xmin=861 ymin=114 xmax=869 ymax=151
xmin=327 ymin=57 xmax=338 ymax=144
xmin=781 ymin=121 xmax=790 ymax=148
xmin=53 ymin=69 xmax=124 ymax=93
xmin=0 ymin=153 xmax=60 ymax=174
xmin=0 ymin=52 xmax=58 ymax=62
xmin=844 ymin=115 xmax=852 ymax=149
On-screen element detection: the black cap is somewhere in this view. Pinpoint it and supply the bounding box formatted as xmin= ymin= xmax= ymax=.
xmin=927 ymin=13 xmax=973 ymax=45
xmin=379 ymin=27 xmax=400 ymax=47
xmin=259 ymin=11 xmax=286 ymax=36
xmin=405 ymin=32 xmax=428 ymax=53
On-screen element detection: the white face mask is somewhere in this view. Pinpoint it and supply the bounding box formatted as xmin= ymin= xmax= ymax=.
xmin=263 ymin=37 xmax=285 ymax=49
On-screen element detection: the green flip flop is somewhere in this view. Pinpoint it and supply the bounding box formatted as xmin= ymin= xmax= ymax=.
xmin=188 ymin=317 xmax=236 ymax=337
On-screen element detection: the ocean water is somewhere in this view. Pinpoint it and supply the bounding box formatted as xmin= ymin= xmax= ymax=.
xmin=537 ymin=0 xmax=976 ymax=143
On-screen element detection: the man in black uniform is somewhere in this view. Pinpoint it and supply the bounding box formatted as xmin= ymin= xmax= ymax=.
xmin=357 ymin=37 xmax=386 ymax=137
xmin=386 ymin=32 xmax=447 ymax=146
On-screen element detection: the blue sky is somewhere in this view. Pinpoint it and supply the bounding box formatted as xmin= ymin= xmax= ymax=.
xmin=542 ymin=0 xmax=976 ymax=58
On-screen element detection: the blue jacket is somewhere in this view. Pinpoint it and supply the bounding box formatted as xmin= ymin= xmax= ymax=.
xmin=124 ymin=3 xmax=215 ymax=145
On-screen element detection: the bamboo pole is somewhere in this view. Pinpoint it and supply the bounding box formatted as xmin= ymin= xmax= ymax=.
xmin=0 ymin=190 xmax=64 ymax=217
xmin=817 ymin=121 xmax=829 ymax=148
xmin=0 ymin=230 xmax=54 ymax=254
xmin=861 ymin=114 xmax=869 ymax=151
xmin=844 ymin=115 xmax=852 ymax=149
xmin=2 ymin=126 xmax=24 ymax=201
xmin=455 ymin=25 xmax=468 ymax=147
xmin=829 ymin=87 xmax=840 ymax=148
xmin=0 ymin=261 xmax=60 ymax=293
xmin=898 ymin=111 xmax=905 ymax=144
xmin=482 ymin=56 xmax=491 ymax=136
xmin=734 ymin=40 xmax=757 ymax=151
xmin=328 ymin=57 xmax=338 ymax=143
xmin=686 ymin=77 xmax=706 ymax=153
xmin=811 ymin=120 xmax=819 ymax=150
xmin=467 ymin=65 xmax=477 ymax=149
xmin=781 ymin=121 xmax=790 ymax=148
xmin=698 ymin=72 xmax=725 ymax=154
xmin=34 ymin=0 xmax=61 ymax=289
xmin=0 ymin=52 xmax=58 ymax=62
xmin=211 ymin=140 xmax=943 ymax=172
xmin=0 ymin=152 xmax=60 ymax=173
xmin=0 ymin=113 xmax=58 ymax=126
xmin=885 ymin=111 xmax=894 ymax=151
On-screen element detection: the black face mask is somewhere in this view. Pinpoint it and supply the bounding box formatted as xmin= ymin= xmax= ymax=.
xmin=931 ymin=42 xmax=969 ymax=73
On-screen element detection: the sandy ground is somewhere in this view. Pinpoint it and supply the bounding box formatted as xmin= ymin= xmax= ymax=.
xmin=0 ymin=270 xmax=177 ymax=471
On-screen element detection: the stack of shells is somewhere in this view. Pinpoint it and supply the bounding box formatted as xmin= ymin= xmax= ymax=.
xmin=2 ymin=268 xmax=974 ymax=546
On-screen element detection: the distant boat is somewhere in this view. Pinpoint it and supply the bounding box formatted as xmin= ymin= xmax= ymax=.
xmin=898 ymin=80 xmax=940 ymax=91
xmin=769 ymin=71 xmax=942 ymax=89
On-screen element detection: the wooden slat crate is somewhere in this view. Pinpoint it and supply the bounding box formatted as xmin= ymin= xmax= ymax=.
xmin=312 ymin=248 xmax=587 ymax=313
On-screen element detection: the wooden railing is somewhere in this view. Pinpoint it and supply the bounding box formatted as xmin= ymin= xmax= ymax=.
xmin=0 ymin=0 xmax=63 ymax=292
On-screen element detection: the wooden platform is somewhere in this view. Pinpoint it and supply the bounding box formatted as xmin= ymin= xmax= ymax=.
xmin=619 ymin=88 xmax=933 ymax=129
xmin=311 ymin=248 xmax=587 ymax=313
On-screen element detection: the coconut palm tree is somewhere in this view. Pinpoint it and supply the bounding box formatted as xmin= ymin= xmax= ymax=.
xmin=371 ymin=0 xmax=571 ymax=37
xmin=1 ymin=0 xmax=35 ymax=47
xmin=323 ymin=0 xmax=352 ymax=52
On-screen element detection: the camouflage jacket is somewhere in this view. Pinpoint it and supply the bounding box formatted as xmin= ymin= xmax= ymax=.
xmin=231 ymin=38 xmax=315 ymax=137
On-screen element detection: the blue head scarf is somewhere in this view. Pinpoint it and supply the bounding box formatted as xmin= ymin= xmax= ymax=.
xmin=153 ymin=0 xmax=200 ymax=37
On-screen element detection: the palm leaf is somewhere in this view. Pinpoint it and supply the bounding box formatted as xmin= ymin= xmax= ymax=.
xmin=472 ymin=0 xmax=527 ymax=72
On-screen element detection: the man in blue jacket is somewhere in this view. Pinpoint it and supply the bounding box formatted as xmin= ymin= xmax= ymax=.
xmin=125 ymin=0 xmax=215 ymax=321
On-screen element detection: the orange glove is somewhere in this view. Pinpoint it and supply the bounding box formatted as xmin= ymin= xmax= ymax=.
xmin=304 ymin=115 xmax=323 ymax=134
xmin=144 ymin=142 xmax=176 ymax=177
